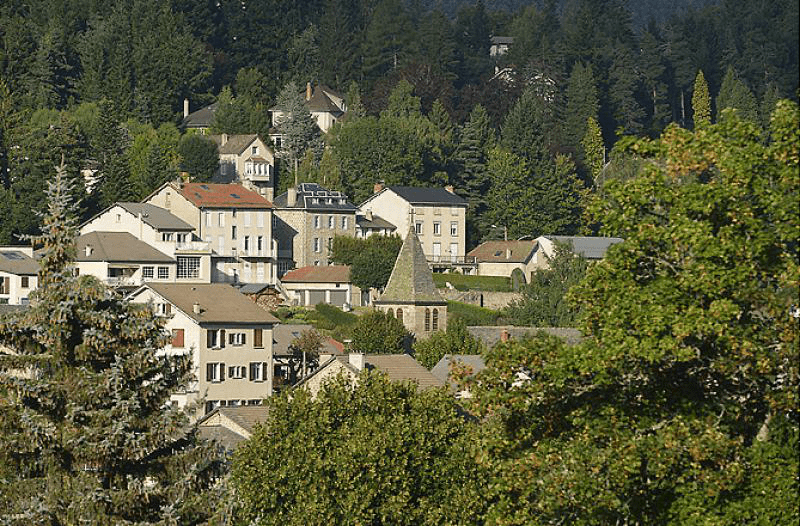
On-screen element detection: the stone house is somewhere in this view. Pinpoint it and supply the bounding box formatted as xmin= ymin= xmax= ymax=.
xmin=467 ymin=240 xmax=538 ymax=282
xmin=209 ymin=134 xmax=276 ymax=201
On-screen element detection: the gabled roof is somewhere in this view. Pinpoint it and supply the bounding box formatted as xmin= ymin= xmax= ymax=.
xmin=116 ymin=203 xmax=194 ymax=231
xmin=177 ymin=183 xmax=273 ymax=209
xmin=356 ymin=213 xmax=396 ymax=230
xmin=142 ymin=283 xmax=279 ymax=324
xmin=490 ymin=36 xmax=514 ymax=45
xmin=467 ymin=240 xmax=538 ymax=263
xmin=360 ymin=354 xmax=445 ymax=389
xmin=273 ymin=183 xmax=357 ymax=211
xmin=281 ymin=265 xmax=350 ymax=284
xmin=306 ymin=89 xmax=345 ymax=115
xmin=541 ymin=235 xmax=623 ymax=259
xmin=381 ymin=186 xmax=467 ymax=206
xmin=76 ymin=232 xmax=174 ymax=263
xmin=377 ymin=227 xmax=444 ymax=304
xmin=431 ymin=354 xmax=486 ymax=385
xmin=0 ymin=250 xmax=39 ymax=275
xmin=209 ymin=134 xmax=268 ymax=155
xmin=272 ymin=323 xmax=343 ymax=356
xmin=197 ymin=405 xmax=270 ymax=450
xmin=181 ymin=102 xmax=218 ymax=129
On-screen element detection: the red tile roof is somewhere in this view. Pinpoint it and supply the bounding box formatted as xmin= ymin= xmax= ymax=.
xmin=281 ymin=265 xmax=351 ymax=283
xmin=178 ymin=183 xmax=273 ymax=209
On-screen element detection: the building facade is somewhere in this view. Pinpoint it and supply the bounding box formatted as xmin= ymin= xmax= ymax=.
xmin=0 ymin=247 xmax=38 ymax=305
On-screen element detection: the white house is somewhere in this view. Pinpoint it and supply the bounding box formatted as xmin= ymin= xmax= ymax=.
xmin=0 ymin=247 xmax=38 ymax=305
xmin=209 ymin=134 xmax=276 ymax=201
xmin=279 ymin=265 xmax=357 ymax=308
xmin=129 ymin=282 xmax=279 ymax=417
xmin=75 ymin=232 xmax=177 ymax=289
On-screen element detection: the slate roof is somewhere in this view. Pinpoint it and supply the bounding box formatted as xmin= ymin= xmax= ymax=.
xmin=143 ymin=283 xmax=279 ymax=324
xmin=0 ymin=250 xmax=39 ymax=275
xmin=543 ymin=236 xmax=623 ymax=259
xmin=467 ymin=240 xmax=538 ymax=263
xmin=76 ymin=232 xmax=174 ymax=263
xmin=306 ymin=89 xmax=345 ymax=114
xmin=356 ymin=214 xmax=396 ymax=230
xmin=362 ymin=354 xmax=445 ymax=389
xmin=116 ymin=203 xmax=194 ymax=231
xmin=431 ymin=354 xmax=486 ymax=385
xmin=377 ymin=227 xmax=444 ymax=304
xmin=209 ymin=134 xmax=266 ymax=155
xmin=467 ymin=326 xmax=584 ymax=349
xmin=281 ymin=265 xmax=350 ymax=283
xmin=272 ymin=183 xmax=357 ymax=211
xmin=491 ymin=36 xmax=514 ymax=45
xmin=181 ymin=102 xmax=218 ymax=129
xmin=272 ymin=323 xmax=343 ymax=356
xmin=197 ymin=405 xmax=271 ymax=450
xmin=177 ymin=183 xmax=273 ymax=209
xmin=384 ymin=186 xmax=467 ymax=206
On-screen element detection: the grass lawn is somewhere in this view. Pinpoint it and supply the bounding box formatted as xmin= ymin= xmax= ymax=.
xmin=447 ymin=301 xmax=503 ymax=326
xmin=433 ymin=273 xmax=512 ymax=292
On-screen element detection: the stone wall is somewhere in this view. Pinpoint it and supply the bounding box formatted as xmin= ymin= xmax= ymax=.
xmin=438 ymin=289 xmax=522 ymax=310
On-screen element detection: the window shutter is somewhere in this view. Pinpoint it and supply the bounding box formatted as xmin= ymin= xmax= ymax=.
xmin=207 ymin=330 xmax=213 ymax=348
xmin=206 ymin=363 xmax=213 ymax=381
xmin=243 ymin=365 xmax=248 ymax=380
xmin=228 ymin=366 xmax=234 ymax=378
xmin=171 ymin=329 xmax=184 ymax=347
xmin=228 ymin=332 xmax=234 ymax=345
xmin=262 ymin=363 xmax=269 ymax=382
xmin=220 ymin=330 xmax=226 ymax=348
xmin=254 ymin=328 xmax=263 ymax=348
xmin=250 ymin=363 xmax=257 ymax=381
xmin=220 ymin=363 xmax=226 ymax=381
xmin=165 ymin=303 xmax=171 ymax=315
xmin=241 ymin=333 xmax=247 ymax=345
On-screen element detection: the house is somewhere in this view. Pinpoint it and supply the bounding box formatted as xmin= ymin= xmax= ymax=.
xmin=467 ymin=240 xmax=538 ymax=282
xmin=280 ymin=265 xmax=357 ymax=308
xmin=146 ymin=182 xmax=276 ymax=285
xmin=271 ymin=323 xmax=343 ymax=392
xmin=532 ymin=235 xmax=624 ymax=271
xmin=197 ymin=405 xmax=270 ymax=451
xmin=374 ymin=226 xmax=447 ymax=338
xmin=297 ymin=353 xmax=444 ymax=399
xmin=129 ymin=282 xmax=279 ymax=416
xmin=0 ymin=247 xmax=38 ymax=305
xmin=209 ymin=134 xmax=276 ymax=201
xmin=269 ymin=83 xmax=346 ymax=144
xmin=75 ymin=232 xmax=177 ymax=288
xmin=359 ymin=184 xmax=468 ymax=267
xmin=272 ymin=183 xmax=358 ymax=274
xmin=80 ymin=202 xmax=212 ymax=282
xmin=180 ymin=100 xmax=218 ymax=134
xmin=431 ymin=354 xmax=486 ymax=398
xmin=490 ymin=36 xmax=513 ymax=57
xmin=355 ymin=209 xmax=397 ymax=238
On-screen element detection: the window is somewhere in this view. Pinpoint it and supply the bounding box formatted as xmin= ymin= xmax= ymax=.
xmin=341 ymin=216 xmax=348 ymax=229
xmin=396 ymin=308 xmax=403 ymax=323
xmin=206 ymin=213 xmax=212 ymax=227
xmin=0 ymin=277 xmax=9 ymax=294
xmin=176 ymin=233 xmax=187 ymax=243
xmin=206 ymin=362 xmax=225 ymax=383
xmin=228 ymin=365 xmax=247 ymax=379
xmin=432 ymin=308 xmax=439 ymax=331
xmin=171 ymin=329 xmax=184 ymax=348
xmin=257 ymin=236 xmax=263 ymax=254
xmin=327 ymin=237 xmax=333 ymax=251
xmin=161 ymin=232 xmax=173 ymax=242
xmin=243 ymin=236 xmax=250 ymax=254
xmin=313 ymin=238 xmax=321 ymax=252
xmin=450 ymin=222 xmax=458 ymax=236
xmin=115 ymin=213 xmax=121 ymax=223
xmin=228 ymin=332 xmax=246 ymax=346
xmin=250 ymin=362 xmax=268 ymax=382
xmin=254 ymin=328 xmax=263 ymax=348
xmin=21 ymin=276 xmax=29 ymax=288
xmin=252 ymin=145 xmax=258 ymax=154
xmin=415 ymin=222 xmax=423 ymax=234
xmin=328 ymin=216 xmax=334 ymax=229
xmin=218 ymin=212 xmax=225 ymax=227
xmin=157 ymin=266 xmax=169 ymax=280
xmin=177 ymin=257 xmax=200 ymax=279
xmin=207 ymin=329 xmax=226 ymax=349
xmin=425 ymin=308 xmax=431 ymax=331
xmin=257 ymin=212 xmax=265 ymax=228
xmin=231 ymin=225 xmax=237 ymax=240
xmin=433 ymin=222 xmax=441 ymax=235
xmin=244 ymin=212 xmax=251 ymax=227
xmin=314 ymin=215 xmax=321 ymax=229
xmin=157 ymin=303 xmax=171 ymax=316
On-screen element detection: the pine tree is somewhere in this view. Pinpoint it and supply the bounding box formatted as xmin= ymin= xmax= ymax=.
xmin=716 ymin=66 xmax=760 ymax=125
xmin=582 ymin=116 xmax=605 ymax=186
xmin=274 ymin=81 xmax=323 ymax=182
xmin=692 ymin=69 xmax=711 ymax=127
xmin=0 ymin=160 xmax=224 ymax=524
xmin=453 ymin=104 xmax=494 ymax=223
xmin=564 ymin=62 xmax=599 ymax=157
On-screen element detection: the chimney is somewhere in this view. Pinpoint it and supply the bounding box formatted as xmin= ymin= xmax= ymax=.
xmin=506 ymin=248 xmax=511 ymax=259
xmin=183 ymin=98 xmax=190 ymax=118
xmin=84 ymin=245 xmax=93 ymax=257
xmin=192 ymin=302 xmax=201 ymax=314
xmin=306 ymin=82 xmax=312 ymax=101
xmin=373 ymin=182 xmax=384 ymax=194
xmin=287 ymin=186 xmax=297 ymax=207
xmin=221 ymin=133 xmax=228 ymax=146
xmin=500 ymin=329 xmax=510 ymax=343
xmin=445 ymin=184 xmax=455 ymax=194
xmin=365 ymin=209 xmax=373 ymax=221
xmin=349 ymin=352 xmax=365 ymax=371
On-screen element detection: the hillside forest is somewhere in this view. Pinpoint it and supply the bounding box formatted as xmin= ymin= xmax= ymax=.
xmin=0 ymin=0 xmax=797 ymax=246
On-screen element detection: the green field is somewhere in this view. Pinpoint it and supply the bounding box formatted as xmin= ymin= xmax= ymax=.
xmin=433 ymin=273 xmax=512 ymax=292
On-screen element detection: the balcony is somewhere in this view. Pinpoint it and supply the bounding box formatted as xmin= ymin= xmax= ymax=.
xmin=176 ymin=241 xmax=212 ymax=253
xmin=105 ymin=276 xmax=139 ymax=287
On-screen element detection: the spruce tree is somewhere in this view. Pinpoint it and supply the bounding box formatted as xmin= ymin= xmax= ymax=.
xmin=692 ymin=70 xmax=711 ymax=127
xmin=582 ymin=116 xmax=605 ymax=186
xmin=274 ymin=81 xmax=323 ymax=181
xmin=453 ymin=104 xmax=494 ymax=226
xmin=564 ymin=62 xmax=599 ymax=157
xmin=716 ymin=66 xmax=760 ymax=125
xmin=0 ymin=160 xmax=224 ymax=524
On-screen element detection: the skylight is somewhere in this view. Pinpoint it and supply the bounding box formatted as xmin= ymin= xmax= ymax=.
xmin=230 ymin=193 xmax=241 ymax=199
xmin=1 ymin=251 xmax=25 ymax=260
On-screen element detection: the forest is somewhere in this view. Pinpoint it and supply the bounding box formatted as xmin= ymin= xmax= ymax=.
xmin=0 ymin=0 xmax=797 ymax=246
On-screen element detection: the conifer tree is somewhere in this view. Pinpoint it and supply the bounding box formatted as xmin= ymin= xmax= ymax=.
xmin=0 ymin=160 xmax=224 ymax=524
xmin=692 ymin=69 xmax=711 ymax=127
xmin=453 ymin=104 xmax=494 ymax=226
xmin=716 ymin=66 xmax=760 ymax=125
xmin=274 ymin=81 xmax=323 ymax=181
xmin=564 ymin=62 xmax=599 ymax=157
xmin=582 ymin=115 xmax=605 ymax=186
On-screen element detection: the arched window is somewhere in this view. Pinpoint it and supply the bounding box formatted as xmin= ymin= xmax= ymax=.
xmin=396 ymin=308 xmax=403 ymax=323
xmin=425 ymin=308 xmax=431 ymax=331
xmin=432 ymin=308 xmax=439 ymax=331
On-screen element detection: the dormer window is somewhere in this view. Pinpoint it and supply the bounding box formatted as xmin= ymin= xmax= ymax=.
xmin=162 ymin=232 xmax=173 ymax=242
xmin=252 ymin=146 xmax=258 ymax=155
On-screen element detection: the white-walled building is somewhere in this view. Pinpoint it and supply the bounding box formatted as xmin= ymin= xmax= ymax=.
xmin=0 ymin=247 xmax=38 ymax=305
xmin=209 ymin=134 xmax=276 ymax=201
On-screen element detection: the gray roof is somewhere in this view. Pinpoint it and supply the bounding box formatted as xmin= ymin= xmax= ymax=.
xmin=273 ymin=183 xmax=357 ymax=211
xmin=544 ymin=236 xmax=623 ymax=259
xmin=384 ymin=186 xmax=467 ymax=206
xmin=272 ymin=323 xmax=342 ymax=356
xmin=181 ymin=102 xmax=218 ymax=129
xmin=117 ymin=203 xmax=194 ymax=231
xmin=491 ymin=36 xmax=514 ymax=45
xmin=377 ymin=227 xmax=445 ymax=305
xmin=76 ymin=232 xmax=175 ymax=263
xmin=431 ymin=354 xmax=486 ymax=385
xmin=467 ymin=326 xmax=584 ymax=349
xmin=356 ymin=213 xmax=396 ymax=230
xmin=306 ymin=89 xmax=345 ymax=115
xmin=143 ymin=283 xmax=280 ymax=324
xmin=197 ymin=405 xmax=270 ymax=450
xmin=0 ymin=250 xmax=39 ymax=275
xmin=209 ymin=134 xmax=266 ymax=155
xmin=362 ymin=354 xmax=445 ymax=389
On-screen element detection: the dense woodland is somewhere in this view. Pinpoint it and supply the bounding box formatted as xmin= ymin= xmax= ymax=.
xmin=0 ymin=0 xmax=797 ymax=246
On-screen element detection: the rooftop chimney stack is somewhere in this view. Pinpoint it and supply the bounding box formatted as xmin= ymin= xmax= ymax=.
xmin=445 ymin=184 xmax=455 ymax=194
xmin=221 ymin=133 xmax=228 ymax=146
xmin=373 ymin=182 xmax=384 ymax=194
xmin=349 ymin=352 xmax=365 ymax=371
xmin=287 ymin=186 xmax=297 ymax=207
xmin=84 ymin=245 xmax=93 ymax=257
xmin=193 ymin=302 xmax=201 ymax=314
xmin=306 ymin=82 xmax=312 ymax=101
xmin=183 ymin=98 xmax=190 ymax=118
xmin=365 ymin=209 xmax=373 ymax=221
xmin=506 ymin=248 xmax=511 ymax=259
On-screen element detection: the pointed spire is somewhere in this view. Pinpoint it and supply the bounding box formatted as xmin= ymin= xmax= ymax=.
xmin=379 ymin=225 xmax=444 ymax=303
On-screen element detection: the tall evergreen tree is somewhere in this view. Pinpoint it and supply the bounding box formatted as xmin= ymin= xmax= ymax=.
xmin=361 ymin=0 xmax=414 ymax=90
xmin=692 ymin=69 xmax=711 ymax=127
xmin=608 ymin=44 xmax=645 ymax=137
xmin=564 ymin=62 xmax=599 ymax=157
xmin=582 ymin=116 xmax=605 ymax=186
xmin=453 ymin=104 xmax=494 ymax=229
xmin=638 ymin=29 xmax=669 ymax=133
xmin=274 ymin=81 xmax=323 ymax=182
xmin=716 ymin=66 xmax=760 ymax=125
xmin=500 ymin=87 xmax=557 ymax=163
xmin=0 ymin=161 xmax=224 ymax=524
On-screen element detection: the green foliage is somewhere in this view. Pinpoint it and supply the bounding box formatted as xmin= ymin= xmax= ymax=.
xmin=311 ymin=302 xmax=359 ymax=331
xmin=504 ymin=242 xmax=588 ymax=327
xmin=349 ymin=309 xmax=411 ymax=354
xmin=413 ymin=317 xmax=483 ymax=369
xmin=446 ymin=300 xmax=501 ymax=326
xmin=274 ymin=81 xmax=323 ymax=179
xmin=716 ymin=66 xmax=760 ymax=125
xmin=178 ymin=133 xmax=219 ymax=182
xmin=0 ymin=162 xmax=223 ymax=524
xmin=231 ymin=372 xmax=485 ymax=525
xmin=432 ymin=273 xmax=511 ymax=292
xmin=330 ymin=234 xmax=403 ymax=291
xmin=691 ymin=69 xmax=711 ymax=127
xmin=564 ymin=61 xmax=599 ymax=156
xmin=582 ymin=115 xmax=605 ymax=185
